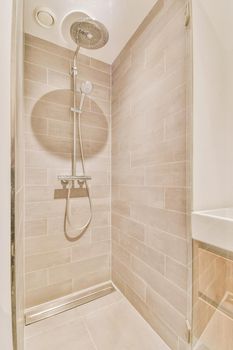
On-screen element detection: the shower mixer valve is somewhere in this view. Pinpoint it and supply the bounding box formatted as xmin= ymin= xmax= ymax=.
xmin=71 ymin=107 xmax=82 ymax=114
xmin=58 ymin=175 xmax=92 ymax=188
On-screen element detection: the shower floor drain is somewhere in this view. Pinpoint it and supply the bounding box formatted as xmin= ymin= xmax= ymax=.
xmin=25 ymin=281 xmax=115 ymax=325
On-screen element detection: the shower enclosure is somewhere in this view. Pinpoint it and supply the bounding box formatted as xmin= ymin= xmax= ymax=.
xmin=8 ymin=0 xmax=233 ymax=349
xmin=11 ymin=0 xmax=192 ymax=349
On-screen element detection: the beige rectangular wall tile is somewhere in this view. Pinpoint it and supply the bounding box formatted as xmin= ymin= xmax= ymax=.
xmin=123 ymin=284 xmax=179 ymax=350
xmin=24 ymin=34 xmax=111 ymax=307
xmin=112 ymin=256 xmax=146 ymax=301
xmin=25 ymin=270 xmax=48 ymax=291
xmin=112 ymin=241 xmax=132 ymax=265
xmin=25 ymin=219 xmax=47 ymax=237
xmin=145 ymin=162 xmax=186 ymax=187
xmin=165 ymin=188 xmax=186 ymax=212
xmin=165 ymin=257 xmax=188 ymax=291
xmin=111 ymin=0 xmax=188 ymax=348
xmin=91 ymin=226 xmax=111 ymax=242
xmin=132 ymin=257 xmax=187 ymax=316
xmin=48 ymin=255 xmax=110 ymax=285
xmin=119 ymin=230 xmax=165 ymax=274
xmin=164 ymin=110 xmax=186 ymax=140
xmin=91 ymin=57 xmax=111 ymax=73
xmin=24 ymin=79 xmax=52 ymax=100
xmin=79 ymin=64 xmax=111 ymax=87
xmin=112 ymin=213 xmax=145 ymax=241
xmin=91 ymin=83 xmax=111 ymax=101
xmin=130 ymin=204 xmax=186 ymax=238
xmin=25 ymin=115 xmax=48 ymax=135
xmin=25 ymin=230 xmax=91 ymax=256
xmin=47 ymin=69 xmax=70 ymax=89
xmin=25 ymin=280 xmax=72 ymax=308
xmin=25 ymin=168 xmax=47 ymax=185
xmin=72 ymin=241 xmax=110 ymax=262
xmin=25 ymin=33 xmax=74 ymax=60
xmin=24 ymin=62 xmax=47 ymax=83
xmin=25 ymin=249 xmax=71 ymax=272
xmin=25 ymin=45 xmax=71 ymax=74
xmin=72 ymin=268 xmax=111 ymax=291
xmin=147 ymin=287 xmax=187 ymax=341
xmin=25 ymin=98 xmax=71 ymax=121
xmin=147 ymin=227 xmax=187 ymax=265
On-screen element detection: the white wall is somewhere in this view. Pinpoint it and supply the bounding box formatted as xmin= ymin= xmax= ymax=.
xmin=192 ymin=0 xmax=233 ymax=210
xmin=0 ymin=1 xmax=14 ymax=349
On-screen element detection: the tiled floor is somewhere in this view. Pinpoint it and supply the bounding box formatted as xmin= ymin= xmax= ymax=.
xmin=25 ymin=290 xmax=170 ymax=350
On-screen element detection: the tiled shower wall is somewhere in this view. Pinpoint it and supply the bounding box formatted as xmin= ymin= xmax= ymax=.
xmin=111 ymin=0 xmax=189 ymax=349
xmin=24 ymin=34 xmax=111 ymax=308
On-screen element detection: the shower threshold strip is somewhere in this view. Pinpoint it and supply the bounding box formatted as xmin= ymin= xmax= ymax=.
xmin=25 ymin=281 xmax=115 ymax=325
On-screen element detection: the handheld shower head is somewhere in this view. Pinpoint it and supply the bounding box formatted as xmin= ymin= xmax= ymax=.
xmin=80 ymin=81 xmax=93 ymax=95
xmin=79 ymin=81 xmax=93 ymax=112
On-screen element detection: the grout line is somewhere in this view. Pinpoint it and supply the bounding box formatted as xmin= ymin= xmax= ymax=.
xmin=82 ymin=319 xmax=99 ymax=350
xmin=80 ymin=294 xmax=123 ymax=319
xmin=112 ymin=211 xmax=187 ymax=238
xmin=113 ymin=227 xmax=187 ymax=267
xmin=111 ymin=281 xmax=172 ymax=350
xmin=131 ymin=258 xmax=187 ymax=321
xmin=24 ymin=42 xmax=111 ymax=76
xmin=24 ymin=41 xmax=74 ymax=60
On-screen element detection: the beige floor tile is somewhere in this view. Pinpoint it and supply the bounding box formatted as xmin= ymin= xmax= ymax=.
xmin=25 ymin=291 xmax=170 ymax=350
xmin=85 ymin=298 xmax=170 ymax=350
xmin=25 ymin=291 xmax=122 ymax=339
xmin=25 ymin=319 xmax=96 ymax=350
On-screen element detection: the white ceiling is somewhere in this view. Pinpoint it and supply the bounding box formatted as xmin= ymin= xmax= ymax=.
xmin=24 ymin=0 xmax=158 ymax=64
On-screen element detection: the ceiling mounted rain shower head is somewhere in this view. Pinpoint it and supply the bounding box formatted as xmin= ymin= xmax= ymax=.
xmin=70 ymin=18 xmax=109 ymax=50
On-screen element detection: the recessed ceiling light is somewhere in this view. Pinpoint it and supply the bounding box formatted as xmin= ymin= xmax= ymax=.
xmin=34 ymin=7 xmax=56 ymax=28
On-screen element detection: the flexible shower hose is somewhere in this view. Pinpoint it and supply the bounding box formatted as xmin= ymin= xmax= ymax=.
xmin=64 ymin=109 xmax=93 ymax=240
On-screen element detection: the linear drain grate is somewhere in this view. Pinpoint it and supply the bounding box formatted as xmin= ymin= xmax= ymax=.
xmin=25 ymin=282 xmax=115 ymax=325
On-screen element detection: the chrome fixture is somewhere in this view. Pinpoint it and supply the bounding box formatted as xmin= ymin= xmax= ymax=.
xmin=25 ymin=282 xmax=115 ymax=325
xmin=58 ymin=175 xmax=92 ymax=182
xmin=58 ymin=16 xmax=109 ymax=241
xmin=70 ymin=18 xmax=109 ymax=49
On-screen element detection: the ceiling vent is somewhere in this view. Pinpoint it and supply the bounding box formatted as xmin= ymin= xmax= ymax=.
xmin=34 ymin=7 xmax=56 ymax=28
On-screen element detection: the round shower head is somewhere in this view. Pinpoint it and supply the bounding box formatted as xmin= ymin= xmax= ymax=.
xmin=70 ymin=18 xmax=109 ymax=49
xmin=80 ymin=81 xmax=93 ymax=95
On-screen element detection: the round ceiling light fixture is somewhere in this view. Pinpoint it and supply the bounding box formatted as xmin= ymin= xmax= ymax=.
xmin=34 ymin=7 xmax=56 ymax=28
